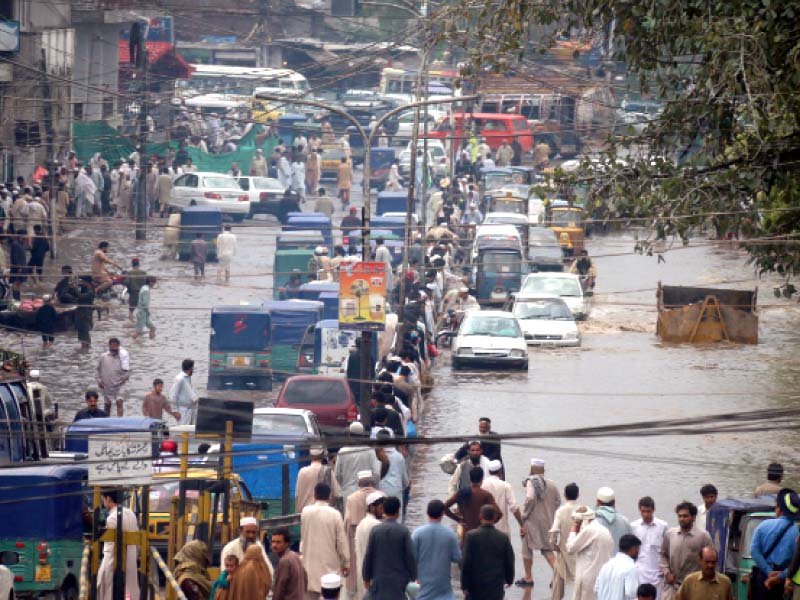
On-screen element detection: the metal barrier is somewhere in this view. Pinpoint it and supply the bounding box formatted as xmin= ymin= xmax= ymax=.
xmin=150 ymin=547 xmax=188 ymax=600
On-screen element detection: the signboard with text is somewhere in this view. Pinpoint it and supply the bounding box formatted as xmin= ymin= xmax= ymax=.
xmin=88 ymin=434 xmax=153 ymax=485
xmin=338 ymin=262 xmax=386 ymax=331
xmin=0 ymin=21 xmax=20 ymax=53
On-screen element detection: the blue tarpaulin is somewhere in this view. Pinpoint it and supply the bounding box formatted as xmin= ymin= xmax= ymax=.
xmin=210 ymin=306 xmax=271 ymax=351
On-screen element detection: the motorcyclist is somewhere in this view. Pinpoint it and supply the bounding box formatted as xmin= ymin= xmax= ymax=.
xmin=569 ymin=249 xmax=597 ymax=289
xmin=440 ymin=285 xmax=479 ymax=316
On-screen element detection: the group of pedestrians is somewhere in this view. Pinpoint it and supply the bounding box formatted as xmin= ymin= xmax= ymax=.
xmin=73 ymin=347 xmax=199 ymax=421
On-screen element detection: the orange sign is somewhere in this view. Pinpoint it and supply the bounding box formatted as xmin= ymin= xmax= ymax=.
xmin=339 ymin=262 xmax=387 ymax=331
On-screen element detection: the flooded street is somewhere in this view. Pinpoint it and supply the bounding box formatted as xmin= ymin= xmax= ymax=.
xmin=3 ymin=179 xmax=800 ymax=599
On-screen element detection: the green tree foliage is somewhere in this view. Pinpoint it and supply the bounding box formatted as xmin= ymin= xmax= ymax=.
xmin=445 ymin=0 xmax=800 ymax=274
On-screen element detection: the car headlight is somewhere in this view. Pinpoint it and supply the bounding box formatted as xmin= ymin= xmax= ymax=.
xmin=510 ymin=349 xmax=527 ymax=358
xmin=457 ymin=347 xmax=473 ymax=356
xmin=564 ymin=331 xmax=578 ymax=339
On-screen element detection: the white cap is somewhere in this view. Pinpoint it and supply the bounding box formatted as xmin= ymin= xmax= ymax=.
xmin=572 ymin=506 xmax=596 ymax=521
xmin=530 ymin=458 xmax=545 ymax=468
xmin=309 ymin=446 xmax=325 ymax=457
xmin=239 ymin=516 xmax=258 ymax=527
xmin=487 ymin=460 xmax=503 ymax=473
xmin=357 ymin=470 xmax=373 ymax=480
xmin=597 ymin=486 xmax=615 ymax=503
xmin=366 ymin=491 xmax=386 ymax=507
xmin=321 ymin=573 xmax=342 ymax=590
xmin=349 ymin=422 xmax=365 ymax=434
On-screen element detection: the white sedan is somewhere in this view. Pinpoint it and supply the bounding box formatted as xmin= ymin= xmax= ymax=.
xmin=511 ymin=295 xmax=580 ymax=346
xmin=520 ymin=272 xmax=590 ymax=320
xmin=169 ymin=172 xmax=251 ymax=221
xmin=452 ymin=310 xmax=529 ymax=370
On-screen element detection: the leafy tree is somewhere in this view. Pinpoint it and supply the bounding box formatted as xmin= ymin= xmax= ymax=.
xmin=444 ymin=0 xmax=800 ymax=275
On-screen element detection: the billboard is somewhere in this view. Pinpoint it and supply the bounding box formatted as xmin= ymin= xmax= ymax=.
xmin=339 ymin=262 xmax=387 ymax=331
xmin=0 ymin=21 xmax=20 ymax=53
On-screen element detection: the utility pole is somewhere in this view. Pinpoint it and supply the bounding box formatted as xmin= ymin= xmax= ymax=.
xmin=135 ymin=50 xmax=148 ymax=241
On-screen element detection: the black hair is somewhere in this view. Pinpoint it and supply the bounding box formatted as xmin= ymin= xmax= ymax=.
xmin=109 ymin=337 xmax=120 ymax=345
xmin=314 ymin=482 xmax=331 ymax=501
xmin=469 ymin=466 xmax=484 ymax=484
xmin=638 ymin=496 xmax=655 ymax=510
xmin=768 ymin=462 xmax=784 ymax=481
xmin=564 ymin=483 xmax=579 ymax=501
xmin=619 ymin=534 xmax=641 ymax=552
xmin=85 ymin=390 xmax=99 ymax=400
xmin=636 ymin=583 xmax=657 ymax=599
xmin=383 ymin=496 xmax=401 ymax=516
xmin=480 ymin=504 xmax=496 ymax=521
xmin=271 ymin=526 xmax=291 ymax=544
xmin=182 ymin=359 xmax=194 ymax=372
xmin=700 ymin=484 xmax=718 ymax=497
xmin=101 ymin=489 xmax=121 ymax=504
xmin=427 ymin=499 xmax=445 ymax=519
xmin=675 ymin=501 xmax=698 ymax=517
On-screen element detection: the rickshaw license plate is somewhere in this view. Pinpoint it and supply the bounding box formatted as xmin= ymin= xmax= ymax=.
xmin=229 ymin=356 xmax=251 ymax=367
xmin=35 ymin=565 xmax=51 ymax=582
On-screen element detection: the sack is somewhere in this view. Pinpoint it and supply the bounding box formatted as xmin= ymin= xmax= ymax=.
xmin=406 ymin=420 xmax=417 ymax=438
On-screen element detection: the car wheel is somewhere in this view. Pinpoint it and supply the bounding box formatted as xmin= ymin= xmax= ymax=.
xmin=189 ymin=199 xmax=197 ymax=207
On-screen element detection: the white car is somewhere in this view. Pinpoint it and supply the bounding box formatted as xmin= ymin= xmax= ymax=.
xmin=520 ymin=272 xmax=590 ymax=320
xmin=252 ymin=407 xmax=322 ymax=438
xmin=169 ymin=172 xmax=251 ymax=221
xmin=452 ymin=310 xmax=529 ymax=370
xmin=235 ymin=176 xmax=285 ymax=216
xmin=407 ymin=139 xmax=449 ymax=177
xmin=511 ymin=294 xmax=580 ymax=346
xmin=394 ymin=111 xmax=441 ymax=144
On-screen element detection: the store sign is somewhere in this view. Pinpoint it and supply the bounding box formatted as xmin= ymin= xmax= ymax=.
xmin=0 ymin=21 xmax=20 ymax=53
xmin=88 ymin=434 xmax=153 ymax=485
xmin=339 ymin=262 xmax=387 ymax=331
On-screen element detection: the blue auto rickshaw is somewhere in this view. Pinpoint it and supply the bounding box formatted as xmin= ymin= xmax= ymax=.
xmin=371 ymin=215 xmax=409 ymax=240
xmin=64 ymin=417 xmax=168 ymax=453
xmin=0 ymin=464 xmax=88 ymax=599
xmin=178 ymin=206 xmax=222 ymax=262
xmin=369 ymin=147 xmax=396 ymax=190
xmin=285 ymin=215 xmax=333 ymax=253
xmin=262 ymin=300 xmax=324 ymax=379
xmin=297 ymin=282 xmax=339 ymax=320
xmin=208 ymin=305 xmax=272 ymax=391
xmin=318 ymin=292 xmax=339 ymax=320
xmin=376 ymin=190 xmax=410 ymax=216
xmin=473 ymin=238 xmax=525 ymax=305
xmin=706 ymin=498 xmax=776 ymax=600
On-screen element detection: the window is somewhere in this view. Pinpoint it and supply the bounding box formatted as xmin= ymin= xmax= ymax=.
xmin=283 ymin=380 xmax=347 ymax=405
xmin=73 ymin=103 xmax=84 ymax=121
xmin=0 ymin=397 xmax=9 ymax=465
xmin=513 ymin=119 xmax=528 ymax=131
xmin=252 ymin=413 xmax=309 ymax=435
xmin=0 ymin=0 xmax=13 ymax=20
xmin=0 ymin=386 xmax=24 ymax=463
xmin=238 ymin=178 xmax=249 ymax=191
xmin=102 ymin=95 xmax=114 ymax=120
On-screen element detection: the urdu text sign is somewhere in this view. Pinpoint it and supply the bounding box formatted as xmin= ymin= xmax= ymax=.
xmin=88 ymin=434 xmax=153 ymax=485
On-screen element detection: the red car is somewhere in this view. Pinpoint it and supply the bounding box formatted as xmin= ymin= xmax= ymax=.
xmin=274 ymin=375 xmax=358 ymax=432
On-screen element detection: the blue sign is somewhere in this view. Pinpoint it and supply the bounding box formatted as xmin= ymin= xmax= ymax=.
xmin=201 ymin=35 xmax=238 ymax=44
xmin=0 ymin=20 xmax=20 ymax=53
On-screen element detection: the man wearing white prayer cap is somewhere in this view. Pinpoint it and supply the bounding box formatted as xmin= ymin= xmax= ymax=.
xmin=221 ymin=515 xmax=274 ymax=582
xmin=296 ymin=445 xmax=340 ymax=514
xmin=481 ymin=459 xmax=523 ymax=536
xmin=517 ymin=458 xmax=561 ymax=587
xmin=594 ymin=486 xmax=632 ymax=548
xmin=343 ymin=470 xmax=378 ymax=596
xmin=354 ymin=491 xmax=385 ymax=599
xmin=321 ymin=573 xmax=342 ymax=599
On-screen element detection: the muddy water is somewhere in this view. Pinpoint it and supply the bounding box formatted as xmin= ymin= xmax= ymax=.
xmin=2 ymin=205 xmax=799 ymax=599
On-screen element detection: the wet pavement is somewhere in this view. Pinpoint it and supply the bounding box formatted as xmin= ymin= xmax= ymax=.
xmin=3 ymin=170 xmax=800 ymax=599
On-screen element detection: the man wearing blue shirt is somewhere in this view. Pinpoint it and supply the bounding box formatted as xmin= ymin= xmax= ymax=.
xmin=750 ymin=488 xmax=800 ymax=600
xmin=412 ymin=499 xmax=462 ymax=600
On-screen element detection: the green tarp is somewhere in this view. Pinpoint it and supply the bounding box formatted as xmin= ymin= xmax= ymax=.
xmin=72 ymin=121 xmax=277 ymax=174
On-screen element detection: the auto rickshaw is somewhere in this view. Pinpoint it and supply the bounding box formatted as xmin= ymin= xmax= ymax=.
xmin=546 ymin=201 xmax=586 ymax=258
xmin=481 ymin=168 xmax=514 ymax=195
xmin=0 ymin=464 xmax=89 ymax=599
xmin=376 ymin=190 xmax=409 ymax=216
xmin=275 ymin=113 xmax=308 ymax=145
xmin=472 ymin=236 xmax=525 ymax=305
xmin=208 ymin=305 xmax=272 ymax=391
xmin=273 ymin=248 xmax=315 ymax=299
xmin=178 ymin=206 xmax=223 ymax=262
xmin=276 ymin=230 xmax=326 ymax=252
xmin=706 ymin=498 xmax=776 ymax=599
xmin=262 ymin=300 xmax=323 ymax=379
xmin=285 ymin=214 xmax=333 ymax=252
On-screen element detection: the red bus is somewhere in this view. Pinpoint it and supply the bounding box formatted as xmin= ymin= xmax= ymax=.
xmin=425 ymin=112 xmax=534 ymax=152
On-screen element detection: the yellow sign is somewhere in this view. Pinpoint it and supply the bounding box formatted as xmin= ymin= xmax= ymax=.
xmin=339 ymin=262 xmax=387 ymax=331
xmin=35 ymin=564 xmax=51 ymax=582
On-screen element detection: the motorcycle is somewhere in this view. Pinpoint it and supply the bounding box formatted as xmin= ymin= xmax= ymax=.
xmin=435 ymin=309 xmax=461 ymax=349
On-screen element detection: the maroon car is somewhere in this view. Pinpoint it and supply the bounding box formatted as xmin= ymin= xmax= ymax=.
xmin=274 ymin=375 xmax=358 ymax=432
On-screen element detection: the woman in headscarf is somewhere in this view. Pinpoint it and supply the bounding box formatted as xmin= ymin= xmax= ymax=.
xmin=227 ymin=545 xmax=271 ymax=600
xmin=173 ymin=540 xmax=213 ymax=600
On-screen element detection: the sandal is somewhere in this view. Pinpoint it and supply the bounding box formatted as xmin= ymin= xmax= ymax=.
xmin=514 ymin=579 xmax=534 ymax=587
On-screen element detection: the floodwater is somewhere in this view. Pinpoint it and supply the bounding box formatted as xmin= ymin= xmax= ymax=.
xmin=2 ymin=174 xmax=800 ymax=599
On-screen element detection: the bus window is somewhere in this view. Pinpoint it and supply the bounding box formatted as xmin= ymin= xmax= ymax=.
xmin=0 ymin=386 xmax=24 ymax=463
xmin=0 ymin=397 xmax=9 ymax=465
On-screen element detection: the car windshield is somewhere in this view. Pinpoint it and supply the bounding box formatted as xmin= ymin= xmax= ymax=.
xmin=253 ymin=413 xmax=308 ymax=434
xmin=203 ymin=176 xmax=238 ymax=189
xmin=529 ymin=229 xmax=558 ymax=243
xmin=149 ymin=482 xmax=200 ymax=513
xmin=513 ymin=299 xmax=573 ymax=320
xmin=461 ymin=316 xmax=522 ymax=337
xmin=493 ymin=199 xmax=526 ymax=214
xmin=284 ymin=380 xmax=347 ymax=405
xmin=485 ymin=173 xmax=513 ymax=189
xmin=253 ymin=178 xmax=283 ymax=190
xmin=485 ymin=215 xmax=527 ymax=226
xmin=551 ymin=208 xmax=584 ymax=227
xmin=522 ymin=277 xmax=582 ymax=297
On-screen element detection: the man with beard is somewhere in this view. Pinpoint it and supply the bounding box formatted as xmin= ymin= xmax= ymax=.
xmin=448 ymin=440 xmax=492 ymax=496
xmin=221 ymin=517 xmax=274 ymax=581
